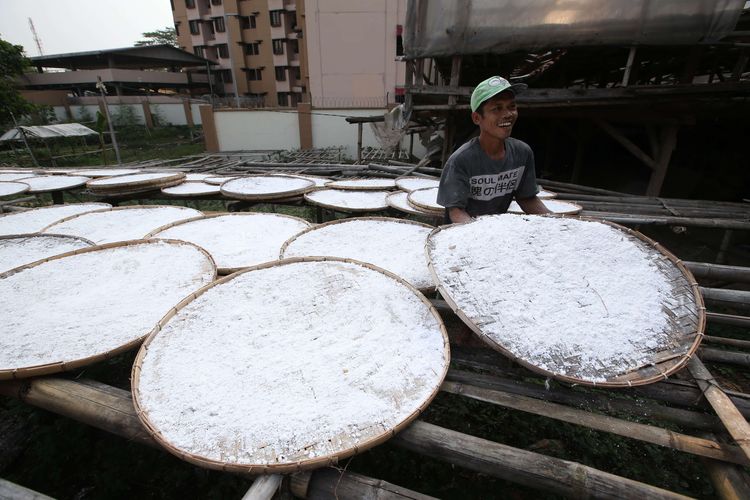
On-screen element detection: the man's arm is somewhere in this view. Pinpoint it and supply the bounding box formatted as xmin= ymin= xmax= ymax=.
xmin=516 ymin=196 xmax=551 ymax=215
xmin=448 ymin=207 xmax=473 ymax=223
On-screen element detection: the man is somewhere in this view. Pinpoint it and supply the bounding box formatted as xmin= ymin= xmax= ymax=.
xmin=437 ymin=76 xmax=550 ymax=223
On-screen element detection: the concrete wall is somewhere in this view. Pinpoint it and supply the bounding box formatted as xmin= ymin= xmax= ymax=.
xmin=214 ymin=110 xmax=301 ymax=151
xmin=209 ymin=107 xmax=424 ymax=159
xmin=48 ymin=99 xmax=203 ymax=127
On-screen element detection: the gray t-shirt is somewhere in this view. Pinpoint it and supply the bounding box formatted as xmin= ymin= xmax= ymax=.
xmin=437 ymin=137 xmax=539 ymax=220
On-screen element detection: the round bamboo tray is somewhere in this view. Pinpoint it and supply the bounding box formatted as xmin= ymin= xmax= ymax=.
xmin=132 ymin=256 xmax=450 ymax=474
xmin=280 ymin=217 xmax=435 ymax=291
xmin=426 ymin=214 xmax=705 ymax=388
xmin=304 ymin=189 xmax=390 ymax=213
xmin=20 ymin=175 xmax=91 ymax=194
xmin=0 ymin=173 xmax=37 ymax=182
xmin=161 ymin=182 xmax=221 ymax=197
xmin=204 ymin=176 xmax=239 ymax=186
xmin=324 ymin=178 xmax=397 ymax=191
xmin=537 ymin=189 xmax=557 ymax=199
xmin=407 ymin=187 xmax=443 ymax=214
xmin=0 ymin=202 xmax=112 ymax=236
xmin=0 ymin=182 xmax=29 ymax=198
xmin=0 ymin=233 xmax=94 ymax=274
xmin=184 ymin=173 xmax=213 ymax=181
xmin=220 ymin=175 xmax=315 ymax=201
xmin=508 ymin=199 xmax=582 ymax=215
xmin=278 ymin=174 xmax=330 ymax=188
xmin=67 ymin=168 xmax=140 ymax=177
xmin=0 ymin=239 xmax=217 ymax=380
xmin=386 ymin=191 xmax=438 ymax=217
xmin=41 ymin=205 xmax=203 ymax=244
xmin=147 ymin=212 xmax=312 ymax=274
xmin=87 ymin=172 xmax=186 ymax=194
xmin=395 ymin=177 xmax=440 ymax=193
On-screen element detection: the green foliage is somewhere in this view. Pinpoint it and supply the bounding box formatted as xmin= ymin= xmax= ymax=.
xmin=150 ymin=104 xmax=166 ymax=127
xmin=76 ymin=106 xmax=94 ymax=123
xmin=135 ymin=27 xmax=178 ymax=47
xmin=111 ymin=105 xmax=143 ymax=127
xmin=0 ymin=37 xmax=35 ymax=127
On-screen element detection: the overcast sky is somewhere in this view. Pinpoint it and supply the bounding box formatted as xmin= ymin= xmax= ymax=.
xmin=0 ymin=0 xmax=175 ymax=57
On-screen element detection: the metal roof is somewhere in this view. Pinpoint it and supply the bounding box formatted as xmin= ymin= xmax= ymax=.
xmin=31 ymin=45 xmax=215 ymax=70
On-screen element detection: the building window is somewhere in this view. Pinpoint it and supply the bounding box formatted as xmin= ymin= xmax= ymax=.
xmin=293 ymin=67 xmax=301 ymax=80
xmin=221 ymin=69 xmax=233 ymax=83
xmin=214 ymin=17 xmax=225 ymax=32
xmin=275 ymin=66 xmax=286 ymax=81
xmin=240 ymin=16 xmax=256 ymax=29
xmin=217 ymin=43 xmax=229 ymax=58
xmin=247 ymin=68 xmax=262 ymax=81
xmin=211 ymin=0 xmax=222 ymax=5
xmin=185 ymin=0 xmax=195 ymax=8
xmin=205 ymin=20 xmax=215 ymax=36
xmin=289 ymin=39 xmax=299 ymax=54
xmin=395 ymin=87 xmax=406 ymax=103
xmin=189 ymin=20 xmax=200 ymax=35
xmin=396 ymin=24 xmax=404 ymax=56
xmin=245 ymin=42 xmax=259 ymax=55
xmin=270 ymin=10 xmax=282 ymax=27
xmin=272 ymin=39 xmax=284 ymax=55
xmin=290 ymin=93 xmax=299 ymax=107
xmin=277 ymin=92 xmax=288 ymax=107
xmin=174 ymin=22 xmax=180 ymax=36
xmin=193 ymin=45 xmax=204 ymax=57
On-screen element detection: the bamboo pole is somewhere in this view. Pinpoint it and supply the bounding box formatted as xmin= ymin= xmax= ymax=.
xmin=699 ymin=347 xmax=750 ymax=368
xmin=707 ymin=312 xmax=750 ymax=328
xmin=393 ymin=421 xmax=691 ymax=499
xmin=291 ymin=468 xmax=438 ymax=500
xmin=686 ymin=262 xmax=750 ymax=284
xmin=442 ymin=380 xmax=749 ymax=465
xmin=554 ymin=192 xmax=750 ymax=211
xmin=537 ymin=179 xmax=628 ymax=196
xmin=241 ymin=475 xmax=282 ymax=500
xmin=705 ymin=336 xmax=750 ymax=350
xmin=700 ymin=287 xmax=750 ymax=310
xmin=687 ymin=357 xmax=750 ymax=463
xmin=580 ymin=212 xmax=750 ymax=231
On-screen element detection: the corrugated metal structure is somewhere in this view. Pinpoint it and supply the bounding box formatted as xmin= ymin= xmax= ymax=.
xmin=403 ymin=0 xmax=750 ymax=197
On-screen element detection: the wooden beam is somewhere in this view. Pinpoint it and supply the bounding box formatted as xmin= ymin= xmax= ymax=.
xmin=393 ymin=421 xmax=691 ymax=499
xmin=442 ymin=380 xmax=749 ymax=466
xmin=646 ymin=125 xmax=679 ymax=197
xmin=688 ymin=357 xmax=750 ymax=463
xmin=593 ymin=118 xmax=658 ymax=170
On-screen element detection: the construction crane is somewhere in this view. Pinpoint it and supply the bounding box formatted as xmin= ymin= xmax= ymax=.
xmin=28 ymin=17 xmax=44 ymax=56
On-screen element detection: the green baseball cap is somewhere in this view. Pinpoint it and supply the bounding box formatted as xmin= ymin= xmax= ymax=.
xmin=470 ymin=76 xmax=527 ymax=112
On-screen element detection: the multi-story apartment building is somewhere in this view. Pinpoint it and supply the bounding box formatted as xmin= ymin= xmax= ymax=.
xmin=172 ymin=0 xmax=307 ymax=107
xmin=171 ymin=0 xmax=406 ymax=109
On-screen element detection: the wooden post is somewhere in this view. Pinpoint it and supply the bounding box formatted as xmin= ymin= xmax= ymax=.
xmin=646 ymin=125 xmax=679 ymax=197
xmin=687 ymin=357 xmax=750 ymax=463
xmin=357 ymin=123 xmax=363 ymax=163
xmin=142 ymin=100 xmax=154 ymax=129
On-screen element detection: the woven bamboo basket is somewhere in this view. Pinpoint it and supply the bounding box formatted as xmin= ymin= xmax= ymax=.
xmin=0 ymin=239 xmax=217 ymax=381
xmin=386 ymin=191 xmax=439 ymax=217
xmin=304 ymin=189 xmax=390 ymax=213
xmin=537 ymin=189 xmax=558 ymax=199
xmin=508 ymin=199 xmax=582 ymax=215
xmin=407 ymin=187 xmax=443 ymax=214
xmin=87 ymin=172 xmax=186 ymax=194
xmin=0 ymin=173 xmax=37 ymax=182
xmin=0 ymin=182 xmax=30 ymax=197
xmin=68 ymin=168 xmax=140 ymax=177
xmin=131 ymin=256 xmax=450 ymax=474
xmin=426 ymin=215 xmax=705 ymax=388
xmin=40 ymin=205 xmax=203 ymax=244
xmin=324 ymin=178 xmax=397 ymax=191
xmin=0 ymin=203 xmax=112 ymax=236
xmin=160 ymin=182 xmax=221 ymax=197
xmin=220 ymin=175 xmax=315 ymax=201
xmin=21 ymin=175 xmax=91 ymax=194
xmin=204 ymin=176 xmax=239 ymax=186
xmin=146 ymin=212 xmax=312 ymax=274
xmin=280 ymin=216 xmax=436 ymax=291
xmin=0 ymin=233 xmax=94 ymax=274
xmin=395 ymin=177 xmax=440 ymax=193
xmin=278 ymin=173 xmax=331 ymax=188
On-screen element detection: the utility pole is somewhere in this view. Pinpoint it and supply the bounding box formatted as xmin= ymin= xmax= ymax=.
xmin=96 ymin=77 xmax=122 ymax=165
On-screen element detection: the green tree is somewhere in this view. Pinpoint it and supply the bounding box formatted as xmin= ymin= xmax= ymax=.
xmin=134 ymin=27 xmax=178 ymax=47
xmin=0 ymin=38 xmax=34 ymax=127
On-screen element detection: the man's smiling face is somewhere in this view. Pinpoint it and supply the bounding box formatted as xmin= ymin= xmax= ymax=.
xmin=472 ymin=91 xmax=518 ymax=142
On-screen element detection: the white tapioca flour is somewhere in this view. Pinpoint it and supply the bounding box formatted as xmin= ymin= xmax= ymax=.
xmin=0 ymin=203 xmax=111 ymax=236
xmin=427 ymin=214 xmax=698 ymax=382
xmin=0 ymin=234 xmax=93 ymax=273
xmin=135 ymin=259 xmax=448 ymax=467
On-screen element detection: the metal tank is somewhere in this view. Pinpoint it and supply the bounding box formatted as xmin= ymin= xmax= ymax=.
xmin=405 ymin=0 xmax=745 ymax=58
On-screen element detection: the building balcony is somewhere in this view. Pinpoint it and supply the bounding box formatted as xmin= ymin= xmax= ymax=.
xmin=19 ymin=68 xmax=213 ymax=89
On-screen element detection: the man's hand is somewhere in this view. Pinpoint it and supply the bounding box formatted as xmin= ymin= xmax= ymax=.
xmin=448 ymin=207 xmax=473 ymax=223
xmin=516 ymin=196 xmax=551 ymax=215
